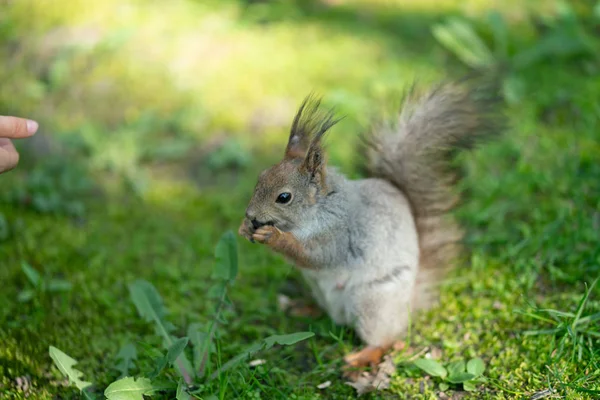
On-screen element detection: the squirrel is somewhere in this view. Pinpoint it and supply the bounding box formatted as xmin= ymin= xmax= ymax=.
xmin=238 ymin=77 xmax=505 ymax=370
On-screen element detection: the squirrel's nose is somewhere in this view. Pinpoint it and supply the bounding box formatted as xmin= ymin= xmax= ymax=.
xmin=251 ymin=219 xmax=264 ymax=230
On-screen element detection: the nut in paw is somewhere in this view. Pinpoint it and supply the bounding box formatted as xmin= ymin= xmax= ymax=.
xmin=252 ymin=225 xmax=279 ymax=244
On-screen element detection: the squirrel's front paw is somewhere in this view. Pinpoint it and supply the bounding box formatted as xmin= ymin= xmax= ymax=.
xmin=252 ymin=225 xmax=280 ymax=244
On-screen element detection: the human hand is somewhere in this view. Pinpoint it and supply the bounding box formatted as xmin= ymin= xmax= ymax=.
xmin=0 ymin=116 xmax=39 ymax=174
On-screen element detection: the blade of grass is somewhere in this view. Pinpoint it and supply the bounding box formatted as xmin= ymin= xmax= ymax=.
xmin=571 ymin=278 xmax=599 ymax=332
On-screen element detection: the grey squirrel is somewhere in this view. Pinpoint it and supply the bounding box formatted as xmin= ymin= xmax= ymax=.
xmin=238 ymin=78 xmax=505 ymax=369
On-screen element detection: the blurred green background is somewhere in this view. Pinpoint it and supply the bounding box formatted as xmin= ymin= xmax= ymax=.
xmin=1 ymin=0 xmax=599 ymax=399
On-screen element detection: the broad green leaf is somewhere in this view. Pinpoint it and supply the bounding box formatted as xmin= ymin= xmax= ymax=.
xmin=176 ymin=380 xmax=191 ymax=400
xmin=165 ymin=337 xmax=189 ymax=364
xmin=446 ymin=372 xmax=476 ymax=384
xmin=22 ymin=262 xmax=41 ymax=287
xmin=213 ymin=231 xmax=238 ymax=282
xmin=466 ymin=358 xmax=485 ymax=377
xmin=149 ymin=355 xmax=168 ymax=379
xmin=188 ymin=323 xmax=209 ymax=372
xmin=446 ymin=360 xmax=466 ymax=377
xmin=439 ymin=382 xmax=449 ymax=392
xmin=463 ymin=381 xmax=477 ymax=391
xmin=114 ymin=342 xmax=137 ymax=378
xmin=129 ymin=280 xmax=173 ymax=341
xmin=128 ymin=280 xmax=193 ymax=382
xmin=104 ymin=377 xmax=156 ymax=400
xmin=263 ymin=332 xmax=315 ymax=349
xmin=48 ymin=346 xmax=92 ymax=391
xmin=150 ymin=337 xmax=189 ymax=379
xmin=413 ymin=359 xmax=447 ymax=379
xmin=47 ymin=279 xmax=73 ymax=292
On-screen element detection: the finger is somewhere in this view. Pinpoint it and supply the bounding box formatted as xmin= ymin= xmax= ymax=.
xmin=0 ymin=116 xmax=38 ymax=139
xmin=0 ymin=138 xmax=19 ymax=173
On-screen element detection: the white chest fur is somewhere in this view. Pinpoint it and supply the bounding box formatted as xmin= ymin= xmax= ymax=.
xmin=300 ymin=268 xmax=352 ymax=325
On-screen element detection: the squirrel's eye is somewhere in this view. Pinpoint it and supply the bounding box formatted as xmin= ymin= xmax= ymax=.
xmin=276 ymin=192 xmax=292 ymax=204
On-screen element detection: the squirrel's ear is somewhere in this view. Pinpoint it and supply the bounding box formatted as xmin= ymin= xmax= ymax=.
xmin=284 ymin=96 xmax=313 ymax=159
xmin=301 ymin=139 xmax=327 ymax=180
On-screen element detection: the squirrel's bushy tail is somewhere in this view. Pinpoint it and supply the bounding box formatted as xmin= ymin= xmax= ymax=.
xmin=364 ymin=77 xmax=505 ymax=310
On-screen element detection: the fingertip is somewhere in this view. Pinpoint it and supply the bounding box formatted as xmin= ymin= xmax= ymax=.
xmin=26 ymin=120 xmax=39 ymax=135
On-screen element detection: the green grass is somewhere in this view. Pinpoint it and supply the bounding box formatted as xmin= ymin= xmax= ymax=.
xmin=1 ymin=0 xmax=599 ymax=398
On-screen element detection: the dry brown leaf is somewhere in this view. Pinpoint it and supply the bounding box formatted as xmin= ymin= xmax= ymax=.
xmin=345 ymin=355 xmax=395 ymax=395
xmin=378 ymin=356 xmax=396 ymax=375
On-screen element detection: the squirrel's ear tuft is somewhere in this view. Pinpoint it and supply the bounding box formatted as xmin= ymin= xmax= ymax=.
xmin=285 ymin=95 xmax=313 ymax=159
xmin=300 ymin=118 xmax=338 ymax=188
xmin=284 ymin=94 xmax=341 ymax=160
